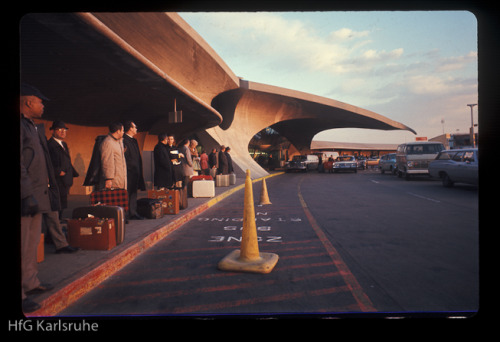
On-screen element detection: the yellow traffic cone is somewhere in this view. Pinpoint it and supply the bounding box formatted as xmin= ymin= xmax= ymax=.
xmin=259 ymin=178 xmax=272 ymax=205
xmin=218 ymin=169 xmax=279 ymax=274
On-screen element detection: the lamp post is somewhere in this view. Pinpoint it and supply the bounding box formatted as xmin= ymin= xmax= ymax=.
xmin=467 ymin=104 xmax=477 ymax=147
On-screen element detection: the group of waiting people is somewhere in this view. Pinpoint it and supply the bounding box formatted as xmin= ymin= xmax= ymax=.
xmin=153 ymin=133 xmax=234 ymax=190
xmin=20 ymin=83 xmax=235 ymax=313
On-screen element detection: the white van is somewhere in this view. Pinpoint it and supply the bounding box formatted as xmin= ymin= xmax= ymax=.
xmin=396 ymin=141 xmax=445 ymax=180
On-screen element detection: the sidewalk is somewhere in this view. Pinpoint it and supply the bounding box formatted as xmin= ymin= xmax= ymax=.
xmin=28 ymin=172 xmax=283 ymax=317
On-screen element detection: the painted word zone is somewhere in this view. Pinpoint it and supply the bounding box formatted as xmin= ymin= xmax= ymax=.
xmin=201 ymin=212 xmax=303 ymax=243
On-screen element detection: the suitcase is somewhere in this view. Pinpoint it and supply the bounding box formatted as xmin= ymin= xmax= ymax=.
xmin=229 ymin=173 xmax=236 ymax=185
xmin=72 ymin=205 xmax=126 ymax=245
xmin=67 ymin=217 xmax=116 ymax=250
xmin=215 ymin=174 xmax=230 ymax=187
xmin=90 ymin=189 xmax=129 ymax=212
xmin=148 ymin=189 xmax=179 ymax=215
xmin=137 ymin=198 xmax=163 ymax=219
xmin=192 ymin=179 xmax=215 ymax=198
xmin=188 ymin=175 xmax=213 ymax=196
xmin=190 ymin=175 xmax=213 ymax=182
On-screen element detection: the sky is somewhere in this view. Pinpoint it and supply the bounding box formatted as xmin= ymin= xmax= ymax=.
xmin=179 ymin=11 xmax=478 ymax=145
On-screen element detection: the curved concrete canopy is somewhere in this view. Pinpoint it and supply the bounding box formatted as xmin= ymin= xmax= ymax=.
xmin=205 ymin=80 xmax=416 ymax=178
xmin=20 ymin=12 xmax=416 ymax=181
xmin=20 ymin=13 xmax=226 ymax=137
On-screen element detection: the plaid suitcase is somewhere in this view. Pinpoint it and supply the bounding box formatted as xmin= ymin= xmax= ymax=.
xmin=90 ymin=189 xmax=129 ymax=212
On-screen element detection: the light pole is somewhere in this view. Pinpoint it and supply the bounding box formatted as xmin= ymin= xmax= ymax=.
xmin=467 ymin=104 xmax=477 ymax=147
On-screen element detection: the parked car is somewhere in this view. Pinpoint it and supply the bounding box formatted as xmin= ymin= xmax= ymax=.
xmin=396 ymin=141 xmax=445 ymax=180
xmin=379 ymin=153 xmax=397 ymax=174
xmin=332 ymin=155 xmax=357 ymax=173
xmin=285 ymin=154 xmax=319 ymax=172
xmin=365 ymin=156 xmax=380 ymax=167
xmin=428 ymin=148 xmax=478 ymax=187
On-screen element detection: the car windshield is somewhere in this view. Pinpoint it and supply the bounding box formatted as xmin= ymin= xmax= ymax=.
xmin=406 ymin=144 xmax=444 ymax=154
xmin=292 ymin=155 xmax=307 ymax=161
xmin=437 ymin=151 xmax=455 ymax=160
xmin=337 ymin=156 xmax=354 ymax=161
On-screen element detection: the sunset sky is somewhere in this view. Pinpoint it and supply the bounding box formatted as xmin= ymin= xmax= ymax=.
xmin=179 ymin=11 xmax=478 ymax=144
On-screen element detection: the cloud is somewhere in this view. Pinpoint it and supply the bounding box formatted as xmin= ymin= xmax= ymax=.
xmin=436 ymin=51 xmax=478 ymax=72
xmin=181 ymin=12 xmax=478 ymax=143
xmin=329 ymin=27 xmax=370 ymax=40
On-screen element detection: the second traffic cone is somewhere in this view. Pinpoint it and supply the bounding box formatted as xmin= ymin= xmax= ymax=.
xmin=259 ymin=178 xmax=272 ymax=205
xmin=218 ymin=169 xmax=279 ymax=274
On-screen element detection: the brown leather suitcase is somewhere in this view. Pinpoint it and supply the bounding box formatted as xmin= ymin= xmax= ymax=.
xmin=67 ymin=217 xmax=116 ymax=250
xmin=148 ymin=189 xmax=180 ymax=215
xmin=72 ymin=205 xmax=126 ymax=245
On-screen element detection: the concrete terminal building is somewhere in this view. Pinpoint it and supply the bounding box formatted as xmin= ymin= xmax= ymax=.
xmin=20 ymin=12 xmax=416 ymax=192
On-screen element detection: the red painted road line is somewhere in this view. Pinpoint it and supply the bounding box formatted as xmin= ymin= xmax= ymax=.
xmin=297 ymin=178 xmax=376 ymax=312
xmin=96 ymin=258 xmax=341 ymax=289
xmin=169 ymin=284 xmax=352 ymax=314
xmin=83 ymin=271 xmax=344 ymax=308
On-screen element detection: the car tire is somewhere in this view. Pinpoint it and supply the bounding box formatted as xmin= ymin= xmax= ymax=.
xmin=404 ymin=169 xmax=411 ymax=181
xmin=442 ymin=173 xmax=454 ymax=187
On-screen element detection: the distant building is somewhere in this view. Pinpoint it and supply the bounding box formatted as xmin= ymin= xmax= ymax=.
xmin=310 ymin=140 xmax=398 ymax=157
xmin=429 ymin=133 xmax=478 ymax=149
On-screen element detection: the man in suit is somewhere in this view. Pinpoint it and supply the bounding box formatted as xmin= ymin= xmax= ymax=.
xmin=123 ymin=121 xmax=146 ymax=220
xmin=47 ymin=120 xmax=79 ymax=218
xmin=46 ymin=120 xmax=80 ymax=254
xmin=218 ymin=145 xmax=229 ymax=175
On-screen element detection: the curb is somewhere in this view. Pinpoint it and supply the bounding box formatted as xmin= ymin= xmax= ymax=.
xmin=28 ymin=172 xmax=284 ymax=317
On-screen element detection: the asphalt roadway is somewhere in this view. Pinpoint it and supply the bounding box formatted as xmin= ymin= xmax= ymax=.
xmin=53 ymin=168 xmax=478 ymax=319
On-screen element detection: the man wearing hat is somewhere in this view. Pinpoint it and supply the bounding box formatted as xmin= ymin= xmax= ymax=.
xmin=47 ymin=120 xmax=79 ymax=218
xmin=20 ymin=84 xmax=55 ymax=312
xmin=45 ymin=120 xmax=80 ymax=256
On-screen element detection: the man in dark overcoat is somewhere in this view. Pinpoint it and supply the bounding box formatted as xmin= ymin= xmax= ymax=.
xmin=20 ymin=84 xmax=56 ymax=312
xmin=153 ymin=133 xmax=174 ymax=189
xmin=123 ymin=121 xmax=146 ymax=219
xmin=218 ymin=145 xmax=229 ymax=175
xmin=47 ymin=120 xmax=79 ymax=218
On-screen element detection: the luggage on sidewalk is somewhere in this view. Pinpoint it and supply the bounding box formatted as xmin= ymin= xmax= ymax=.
xmin=215 ymin=174 xmax=230 ymax=187
xmin=229 ymin=172 xmax=236 ymax=185
xmin=148 ymin=189 xmax=179 ymax=215
xmin=188 ymin=175 xmax=213 ymax=197
xmin=90 ymin=189 xmax=129 ymax=212
xmin=67 ymin=217 xmax=116 ymax=250
xmin=192 ymin=179 xmax=215 ymax=198
xmin=72 ymin=205 xmax=126 ymax=245
xmin=190 ymin=175 xmax=213 ymax=182
xmin=136 ymin=198 xmax=163 ymax=219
